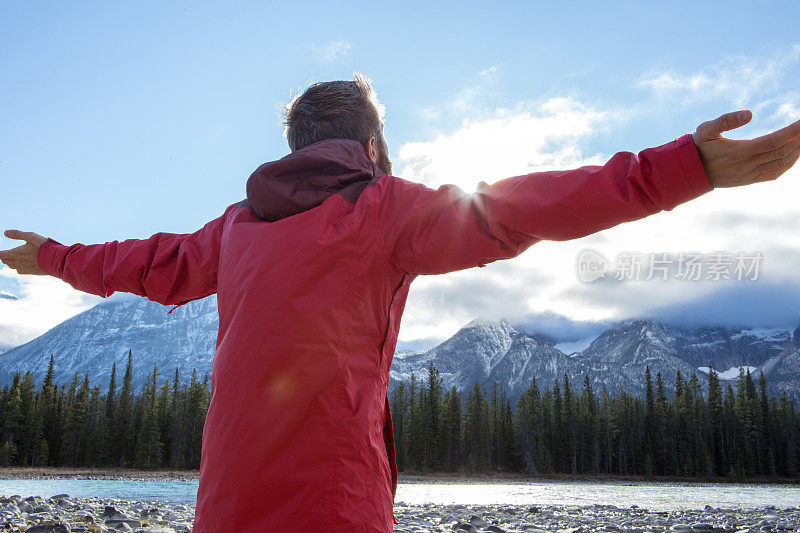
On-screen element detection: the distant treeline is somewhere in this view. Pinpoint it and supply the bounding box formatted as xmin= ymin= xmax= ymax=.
xmin=0 ymin=350 xmax=208 ymax=469
xmin=391 ymin=364 xmax=800 ymax=479
xmin=1 ymin=353 xmax=798 ymax=479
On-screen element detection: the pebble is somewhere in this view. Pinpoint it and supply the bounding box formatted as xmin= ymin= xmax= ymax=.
xmin=0 ymin=494 xmax=192 ymax=532
xmin=390 ymin=503 xmax=800 ymax=533
xmin=1 ymin=493 xmax=798 ymax=532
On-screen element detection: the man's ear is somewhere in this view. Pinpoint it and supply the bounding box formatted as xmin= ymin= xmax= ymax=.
xmin=365 ymin=136 xmax=379 ymax=164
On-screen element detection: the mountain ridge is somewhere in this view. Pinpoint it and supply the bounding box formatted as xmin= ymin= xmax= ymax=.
xmin=2 ymin=295 xmax=798 ymax=401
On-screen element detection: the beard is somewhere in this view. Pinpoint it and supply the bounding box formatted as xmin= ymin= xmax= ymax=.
xmin=377 ymin=136 xmax=393 ymax=175
xmin=378 ymin=150 xmax=393 ymax=175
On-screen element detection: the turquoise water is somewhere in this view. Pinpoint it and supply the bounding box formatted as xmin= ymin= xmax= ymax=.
xmin=394 ymin=480 xmax=800 ymax=510
xmin=0 ymin=479 xmax=798 ymax=510
xmin=0 ymin=479 xmax=199 ymax=504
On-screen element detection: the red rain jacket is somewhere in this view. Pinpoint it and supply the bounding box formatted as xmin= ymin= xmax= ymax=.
xmin=37 ymin=134 xmax=712 ymax=531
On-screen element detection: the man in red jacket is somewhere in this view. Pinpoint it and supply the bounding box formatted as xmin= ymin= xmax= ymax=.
xmin=2 ymin=76 xmax=800 ymax=532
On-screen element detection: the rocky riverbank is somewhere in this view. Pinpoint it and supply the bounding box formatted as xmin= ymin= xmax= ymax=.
xmin=0 ymin=494 xmax=194 ymax=532
xmin=392 ymin=502 xmax=800 ymax=532
xmin=0 ymin=493 xmax=798 ymax=533
xmin=3 ymin=467 xmax=797 ymax=486
xmin=0 ymin=468 xmax=198 ymax=482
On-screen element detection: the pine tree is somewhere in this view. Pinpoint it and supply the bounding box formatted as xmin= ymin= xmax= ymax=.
xmin=757 ymin=371 xmax=775 ymax=476
xmin=169 ymin=367 xmax=185 ymax=469
xmin=655 ymin=371 xmax=671 ymax=475
xmin=489 ymin=381 xmax=501 ymax=471
xmin=87 ymin=383 xmax=110 ymax=465
xmin=157 ymin=377 xmax=171 ymax=469
xmin=514 ymin=376 xmax=537 ymax=475
xmin=422 ymin=362 xmax=443 ymax=471
xmin=18 ymin=372 xmax=38 ymax=465
xmin=551 ymin=379 xmax=564 ymax=472
xmin=707 ymin=365 xmax=725 ymax=476
xmin=581 ymin=374 xmax=599 ymax=475
xmin=407 ymin=373 xmax=425 ymax=471
xmin=644 ymin=366 xmax=656 ymax=475
xmin=59 ymin=373 xmax=86 ymax=466
xmin=390 ymin=382 xmax=409 ymax=472
xmin=1 ymin=374 xmax=23 ymax=464
xmin=106 ymin=362 xmax=117 ymax=424
xmin=115 ymin=349 xmax=135 ymax=466
xmin=40 ymin=355 xmax=58 ymax=465
xmin=464 ymin=381 xmax=490 ymax=472
xmin=562 ymin=373 xmax=577 ymax=474
xmin=184 ymin=369 xmax=208 ymax=468
xmin=135 ymin=363 xmax=163 ymax=468
xmin=439 ymin=387 xmax=462 ymax=472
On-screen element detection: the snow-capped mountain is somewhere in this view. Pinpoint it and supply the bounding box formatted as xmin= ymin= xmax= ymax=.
xmin=758 ymin=328 xmax=800 ymax=399
xmin=1 ymin=294 xmax=798 ymax=401
xmin=387 ymin=318 xmax=592 ymax=401
xmin=0 ymin=294 xmax=218 ymax=393
xmin=572 ymin=320 xmax=706 ymax=394
xmin=391 ymin=319 xmax=800 ymax=401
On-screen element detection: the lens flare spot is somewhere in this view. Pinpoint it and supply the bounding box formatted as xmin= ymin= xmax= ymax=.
xmin=269 ymin=370 xmax=297 ymax=403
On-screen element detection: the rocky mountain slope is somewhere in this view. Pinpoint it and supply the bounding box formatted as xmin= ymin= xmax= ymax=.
xmin=0 ymin=294 xmax=218 ymax=392
xmin=2 ymin=295 xmax=798 ymax=401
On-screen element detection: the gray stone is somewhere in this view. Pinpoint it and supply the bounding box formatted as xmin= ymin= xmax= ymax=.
xmin=26 ymin=522 xmax=71 ymax=533
xmin=469 ymin=514 xmax=488 ymax=527
xmin=72 ymin=512 xmax=96 ymax=523
xmin=107 ymin=518 xmax=142 ymax=529
xmin=102 ymin=505 xmax=129 ymax=519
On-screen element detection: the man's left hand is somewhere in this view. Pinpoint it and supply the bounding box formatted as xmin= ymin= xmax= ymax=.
xmin=693 ymin=110 xmax=800 ymax=188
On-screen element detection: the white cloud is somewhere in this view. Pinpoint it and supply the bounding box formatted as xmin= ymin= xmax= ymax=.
xmin=396 ymin=97 xmax=608 ymax=194
xmin=638 ymin=45 xmax=800 ymax=109
xmin=0 ymin=267 xmax=101 ymax=347
xmin=315 ymin=40 xmax=352 ymax=62
xmin=394 ymin=80 xmax=800 ymax=343
xmin=394 ymin=97 xmax=613 ymax=341
xmin=479 ymin=65 xmax=499 ymax=77
xmin=757 ymin=92 xmax=800 ymax=124
xmin=4 ymin=48 xmax=800 ymax=349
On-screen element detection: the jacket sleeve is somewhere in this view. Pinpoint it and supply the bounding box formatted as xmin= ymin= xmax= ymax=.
xmin=378 ymin=133 xmax=713 ymax=275
xmin=36 ymin=202 xmax=239 ymax=306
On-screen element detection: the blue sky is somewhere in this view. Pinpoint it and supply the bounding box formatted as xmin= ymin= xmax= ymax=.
xmin=2 ymin=1 xmax=800 ymax=347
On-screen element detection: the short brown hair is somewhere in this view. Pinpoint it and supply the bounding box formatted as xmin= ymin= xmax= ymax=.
xmin=284 ymin=75 xmax=384 ymax=152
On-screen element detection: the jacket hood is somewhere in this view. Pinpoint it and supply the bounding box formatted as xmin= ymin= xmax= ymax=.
xmin=244 ymin=138 xmax=384 ymax=222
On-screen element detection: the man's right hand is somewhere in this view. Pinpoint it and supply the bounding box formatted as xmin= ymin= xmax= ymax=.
xmin=0 ymin=229 xmax=48 ymax=275
xmin=692 ymin=110 xmax=800 ymax=188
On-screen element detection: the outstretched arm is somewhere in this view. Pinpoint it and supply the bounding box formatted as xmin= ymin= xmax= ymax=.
xmin=0 ymin=203 xmax=239 ymax=306
xmin=378 ymin=111 xmax=800 ymax=275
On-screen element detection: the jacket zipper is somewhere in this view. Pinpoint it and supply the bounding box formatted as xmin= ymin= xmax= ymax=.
xmin=378 ymin=273 xmax=409 ymax=369
xmin=166 ymin=295 xmax=205 ymax=314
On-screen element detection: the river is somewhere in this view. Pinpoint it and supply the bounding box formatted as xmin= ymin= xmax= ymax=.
xmin=1 ymin=479 xmax=798 ymax=510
